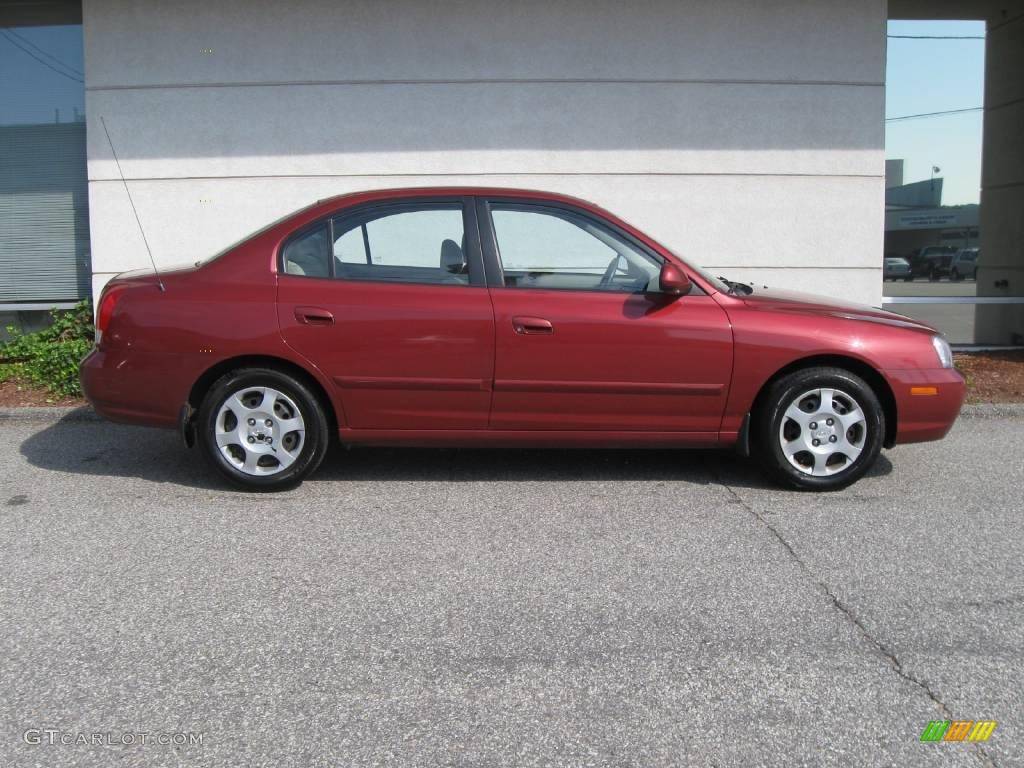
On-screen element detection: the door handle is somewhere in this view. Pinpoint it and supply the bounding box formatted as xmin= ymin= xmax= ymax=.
xmin=294 ymin=306 xmax=334 ymax=325
xmin=512 ymin=316 xmax=553 ymax=335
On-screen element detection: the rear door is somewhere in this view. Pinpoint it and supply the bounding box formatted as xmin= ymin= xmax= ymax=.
xmin=277 ymin=197 xmax=495 ymax=430
xmin=478 ymin=198 xmax=733 ymax=433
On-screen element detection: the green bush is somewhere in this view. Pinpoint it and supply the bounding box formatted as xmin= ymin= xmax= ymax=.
xmin=0 ymin=299 xmax=94 ymax=398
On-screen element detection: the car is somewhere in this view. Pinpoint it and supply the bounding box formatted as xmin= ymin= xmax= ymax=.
xmin=909 ymin=245 xmax=956 ymax=281
xmin=81 ymin=187 xmax=965 ymax=492
xmin=883 ymin=256 xmax=912 ymax=281
xmin=948 ymin=248 xmax=979 ymax=281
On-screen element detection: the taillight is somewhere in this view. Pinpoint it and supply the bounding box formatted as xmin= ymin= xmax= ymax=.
xmin=95 ymin=285 xmax=125 ymax=345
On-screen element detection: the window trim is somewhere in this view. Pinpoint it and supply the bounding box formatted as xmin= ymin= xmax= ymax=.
xmin=277 ymin=196 xmax=485 ymax=288
xmin=477 ymin=197 xmax=695 ymax=296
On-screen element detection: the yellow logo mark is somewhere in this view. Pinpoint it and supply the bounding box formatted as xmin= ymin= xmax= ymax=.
xmin=922 ymin=720 xmax=997 ymax=742
xmin=967 ymin=721 xmax=997 ymax=742
xmin=923 ymin=720 xmax=997 ymax=742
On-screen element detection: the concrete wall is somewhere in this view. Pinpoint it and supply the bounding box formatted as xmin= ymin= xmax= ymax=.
xmin=976 ymin=9 xmax=1024 ymax=344
xmin=83 ymin=0 xmax=886 ymax=304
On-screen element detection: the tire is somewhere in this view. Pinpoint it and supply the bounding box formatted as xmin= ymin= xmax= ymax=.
xmin=754 ymin=367 xmax=884 ymax=491
xmin=929 ymin=268 xmax=939 ymax=282
xmin=198 ymin=367 xmax=330 ymax=491
xmin=904 ymin=275 xmax=913 ymax=282
xmin=951 ymin=269 xmax=961 ymax=282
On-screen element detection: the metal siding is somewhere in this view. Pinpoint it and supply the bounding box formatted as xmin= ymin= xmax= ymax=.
xmin=0 ymin=122 xmax=91 ymax=302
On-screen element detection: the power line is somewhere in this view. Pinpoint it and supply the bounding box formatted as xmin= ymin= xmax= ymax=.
xmin=4 ymin=27 xmax=84 ymax=76
xmin=0 ymin=30 xmax=83 ymax=83
xmin=887 ymin=34 xmax=985 ymax=39
xmin=886 ymin=106 xmax=982 ymax=122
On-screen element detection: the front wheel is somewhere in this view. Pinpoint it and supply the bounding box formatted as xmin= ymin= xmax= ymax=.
xmin=198 ymin=368 xmax=330 ymax=491
xmin=754 ymin=367 xmax=884 ymax=491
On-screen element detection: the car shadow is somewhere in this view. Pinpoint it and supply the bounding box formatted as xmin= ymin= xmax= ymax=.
xmin=19 ymin=410 xmax=891 ymax=494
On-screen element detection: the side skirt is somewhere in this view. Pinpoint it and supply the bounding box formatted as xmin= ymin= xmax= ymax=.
xmin=338 ymin=428 xmax=725 ymax=449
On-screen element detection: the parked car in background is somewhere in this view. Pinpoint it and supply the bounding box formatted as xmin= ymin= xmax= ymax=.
xmin=910 ymin=246 xmax=957 ymax=281
xmin=81 ymin=187 xmax=965 ymax=493
xmin=948 ymin=248 xmax=979 ymax=281
xmin=883 ymin=256 xmax=913 ymax=281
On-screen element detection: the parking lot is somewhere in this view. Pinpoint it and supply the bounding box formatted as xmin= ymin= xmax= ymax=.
xmin=1 ymin=410 xmax=1021 ymax=767
xmin=883 ymin=279 xmax=979 ymax=344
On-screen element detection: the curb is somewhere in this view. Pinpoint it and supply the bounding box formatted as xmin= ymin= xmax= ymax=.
xmin=958 ymin=402 xmax=1024 ymax=418
xmin=1 ymin=403 xmax=1023 ymax=424
xmin=0 ymin=405 xmax=102 ymax=423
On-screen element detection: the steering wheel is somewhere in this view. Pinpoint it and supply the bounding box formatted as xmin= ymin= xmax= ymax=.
xmin=598 ymin=255 xmax=621 ymax=290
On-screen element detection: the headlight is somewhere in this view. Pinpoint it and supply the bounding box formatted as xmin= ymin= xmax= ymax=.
xmin=932 ymin=335 xmax=953 ymax=369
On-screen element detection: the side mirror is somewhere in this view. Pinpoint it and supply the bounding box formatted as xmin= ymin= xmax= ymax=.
xmin=659 ymin=262 xmax=691 ymax=296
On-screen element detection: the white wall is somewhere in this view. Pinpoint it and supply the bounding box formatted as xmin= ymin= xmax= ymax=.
xmin=83 ymin=0 xmax=886 ymax=304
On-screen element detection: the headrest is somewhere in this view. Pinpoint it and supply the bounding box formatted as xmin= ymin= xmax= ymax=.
xmin=440 ymin=239 xmax=467 ymax=274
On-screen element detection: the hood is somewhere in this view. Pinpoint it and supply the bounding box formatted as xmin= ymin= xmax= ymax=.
xmin=739 ymin=287 xmax=937 ymax=333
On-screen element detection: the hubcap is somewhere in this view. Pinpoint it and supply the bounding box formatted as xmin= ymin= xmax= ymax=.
xmin=215 ymin=387 xmax=305 ymax=476
xmin=779 ymin=387 xmax=867 ymax=477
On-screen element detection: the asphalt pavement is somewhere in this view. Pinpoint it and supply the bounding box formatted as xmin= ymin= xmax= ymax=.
xmin=1 ymin=409 xmax=1021 ymax=767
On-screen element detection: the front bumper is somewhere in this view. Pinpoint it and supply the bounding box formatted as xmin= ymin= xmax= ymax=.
xmin=888 ymin=367 xmax=966 ymax=444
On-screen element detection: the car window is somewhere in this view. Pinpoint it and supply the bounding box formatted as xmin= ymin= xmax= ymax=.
xmin=332 ymin=205 xmax=468 ymax=285
xmin=489 ymin=205 xmax=661 ymax=293
xmin=282 ymin=224 xmax=329 ymax=277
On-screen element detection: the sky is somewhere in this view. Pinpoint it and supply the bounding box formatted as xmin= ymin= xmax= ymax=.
xmin=1 ymin=20 xmax=987 ymax=208
xmin=0 ymin=25 xmax=84 ymax=125
xmin=886 ymin=20 xmax=986 ymax=206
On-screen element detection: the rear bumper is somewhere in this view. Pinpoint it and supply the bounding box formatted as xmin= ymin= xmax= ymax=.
xmin=888 ymin=367 xmax=966 ymax=444
xmin=80 ymin=347 xmax=179 ymax=429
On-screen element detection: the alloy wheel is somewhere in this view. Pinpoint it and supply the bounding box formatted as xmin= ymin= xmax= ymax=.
xmin=778 ymin=387 xmax=867 ymax=477
xmin=214 ymin=386 xmax=305 ymax=476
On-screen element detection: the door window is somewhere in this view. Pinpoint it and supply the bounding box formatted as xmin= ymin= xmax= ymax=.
xmin=332 ymin=205 xmax=469 ymax=285
xmin=489 ymin=205 xmax=661 ymax=292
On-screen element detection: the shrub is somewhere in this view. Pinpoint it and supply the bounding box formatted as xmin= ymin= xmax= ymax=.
xmin=0 ymin=299 xmax=94 ymax=398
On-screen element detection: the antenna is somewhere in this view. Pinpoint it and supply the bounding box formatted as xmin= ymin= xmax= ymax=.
xmin=99 ymin=116 xmax=165 ymax=292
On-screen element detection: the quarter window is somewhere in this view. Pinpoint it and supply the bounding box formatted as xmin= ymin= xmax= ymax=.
xmin=282 ymin=224 xmax=329 ymax=277
xmin=489 ymin=205 xmax=661 ymax=292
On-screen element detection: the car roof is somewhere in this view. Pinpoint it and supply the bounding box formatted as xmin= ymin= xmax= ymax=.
xmin=315 ymin=186 xmax=601 ymax=210
xmin=277 ymin=186 xmax=648 ymax=244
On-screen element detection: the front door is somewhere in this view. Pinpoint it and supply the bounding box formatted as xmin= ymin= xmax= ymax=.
xmin=479 ymin=199 xmax=733 ymax=432
xmin=277 ymin=198 xmax=494 ymax=430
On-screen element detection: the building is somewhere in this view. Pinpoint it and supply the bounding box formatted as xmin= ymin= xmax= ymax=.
xmin=884 ymin=166 xmax=980 ymax=258
xmin=2 ymin=0 xmax=1022 ymax=343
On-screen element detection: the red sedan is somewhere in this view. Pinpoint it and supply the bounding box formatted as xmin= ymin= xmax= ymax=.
xmin=81 ymin=188 xmax=964 ymax=491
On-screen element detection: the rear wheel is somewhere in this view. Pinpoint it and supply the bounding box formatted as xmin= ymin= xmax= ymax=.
xmin=755 ymin=367 xmax=884 ymax=491
xmin=198 ymin=368 xmax=330 ymax=491
xmin=951 ymin=269 xmax=961 ymax=281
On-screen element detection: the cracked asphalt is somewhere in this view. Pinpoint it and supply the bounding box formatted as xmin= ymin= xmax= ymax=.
xmin=1 ymin=410 xmax=1021 ymax=767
